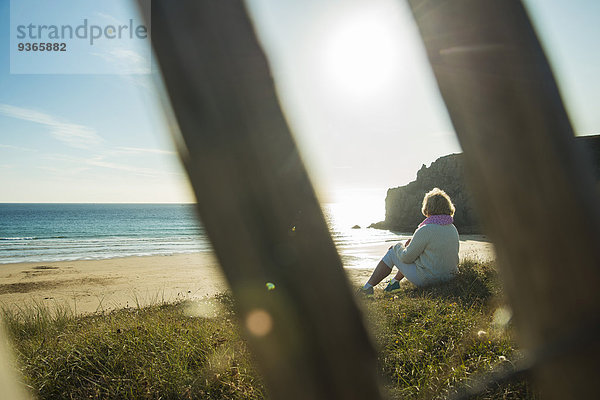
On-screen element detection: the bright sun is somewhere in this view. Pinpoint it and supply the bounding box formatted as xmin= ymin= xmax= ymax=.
xmin=319 ymin=7 xmax=404 ymax=99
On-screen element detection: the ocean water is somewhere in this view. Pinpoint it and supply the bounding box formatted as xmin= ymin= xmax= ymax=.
xmin=0 ymin=203 xmax=404 ymax=265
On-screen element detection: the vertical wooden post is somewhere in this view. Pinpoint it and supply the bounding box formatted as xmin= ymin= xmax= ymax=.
xmin=146 ymin=1 xmax=382 ymax=399
xmin=0 ymin=323 xmax=29 ymax=400
xmin=405 ymin=0 xmax=600 ymax=398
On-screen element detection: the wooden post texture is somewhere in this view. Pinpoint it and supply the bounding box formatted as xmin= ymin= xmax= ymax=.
xmin=146 ymin=1 xmax=381 ymax=399
xmin=405 ymin=0 xmax=600 ymax=398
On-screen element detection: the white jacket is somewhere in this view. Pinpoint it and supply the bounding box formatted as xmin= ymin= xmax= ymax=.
xmin=395 ymin=223 xmax=459 ymax=284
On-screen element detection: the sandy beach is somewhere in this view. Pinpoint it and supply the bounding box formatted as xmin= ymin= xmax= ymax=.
xmin=0 ymin=235 xmax=494 ymax=315
xmin=0 ymin=253 xmax=227 ymax=315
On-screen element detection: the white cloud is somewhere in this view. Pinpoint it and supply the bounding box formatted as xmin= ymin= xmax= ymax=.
xmin=91 ymin=47 xmax=151 ymax=75
xmin=87 ymin=156 xmax=160 ymax=177
xmin=114 ymin=146 xmax=176 ymax=156
xmin=43 ymin=153 xmax=180 ymax=178
xmin=111 ymin=48 xmax=148 ymax=68
xmin=0 ymin=144 xmax=38 ymax=152
xmin=0 ymin=104 xmax=103 ymax=149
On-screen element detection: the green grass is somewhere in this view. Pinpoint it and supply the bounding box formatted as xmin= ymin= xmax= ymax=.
xmin=3 ymin=295 xmax=264 ymax=399
xmin=2 ymin=261 xmax=536 ymax=399
xmin=363 ymin=260 xmax=536 ymax=399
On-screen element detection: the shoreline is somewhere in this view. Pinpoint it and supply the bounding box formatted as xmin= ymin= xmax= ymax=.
xmin=0 ymin=250 xmax=215 ymax=267
xmin=0 ymin=235 xmax=494 ymax=315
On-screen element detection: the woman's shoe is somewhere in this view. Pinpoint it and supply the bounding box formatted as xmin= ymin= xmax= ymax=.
xmin=383 ymin=281 xmax=401 ymax=293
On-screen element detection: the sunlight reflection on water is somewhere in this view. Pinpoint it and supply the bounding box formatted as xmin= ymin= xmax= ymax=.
xmin=321 ymin=202 xmax=408 ymax=268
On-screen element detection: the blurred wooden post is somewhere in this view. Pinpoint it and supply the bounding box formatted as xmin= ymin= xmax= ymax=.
xmin=145 ymin=1 xmax=381 ymax=399
xmin=0 ymin=323 xmax=29 ymax=400
xmin=404 ymin=0 xmax=600 ymax=398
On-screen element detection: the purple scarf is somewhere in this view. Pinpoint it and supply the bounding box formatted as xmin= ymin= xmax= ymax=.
xmin=418 ymin=214 xmax=453 ymax=228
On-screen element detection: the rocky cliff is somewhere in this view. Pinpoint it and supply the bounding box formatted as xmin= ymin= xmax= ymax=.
xmin=370 ymin=135 xmax=600 ymax=234
xmin=369 ymin=153 xmax=480 ymax=233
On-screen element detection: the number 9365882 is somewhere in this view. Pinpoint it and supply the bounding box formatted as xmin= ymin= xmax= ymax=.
xmin=17 ymin=42 xmax=66 ymax=52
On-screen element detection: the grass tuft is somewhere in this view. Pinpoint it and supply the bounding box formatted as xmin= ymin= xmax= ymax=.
xmin=3 ymin=298 xmax=264 ymax=399
xmin=2 ymin=261 xmax=536 ymax=399
xmin=361 ymin=260 xmax=536 ymax=399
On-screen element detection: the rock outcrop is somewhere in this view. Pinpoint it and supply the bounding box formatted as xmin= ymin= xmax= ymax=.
xmin=369 ymin=153 xmax=479 ymax=233
xmin=370 ymin=135 xmax=600 ymax=234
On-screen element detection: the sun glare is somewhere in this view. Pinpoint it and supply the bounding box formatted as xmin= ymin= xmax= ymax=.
xmin=319 ymin=7 xmax=404 ymax=99
xmin=327 ymin=192 xmax=386 ymax=229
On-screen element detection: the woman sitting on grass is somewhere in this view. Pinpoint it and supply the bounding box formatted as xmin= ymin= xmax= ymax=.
xmin=359 ymin=188 xmax=459 ymax=296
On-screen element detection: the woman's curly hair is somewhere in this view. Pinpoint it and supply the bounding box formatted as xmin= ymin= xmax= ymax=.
xmin=422 ymin=188 xmax=455 ymax=217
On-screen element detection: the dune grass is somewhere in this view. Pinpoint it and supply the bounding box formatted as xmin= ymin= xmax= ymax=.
xmin=2 ymin=260 xmax=536 ymax=399
xmin=2 ymin=296 xmax=264 ymax=400
xmin=363 ymin=260 xmax=536 ymax=399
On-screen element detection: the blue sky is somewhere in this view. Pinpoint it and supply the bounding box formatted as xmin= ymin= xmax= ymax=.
xmin=0 ymin=0 xmax=189 ymax=203
xmin=0 ymin=0 xmax=598 ymax=209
